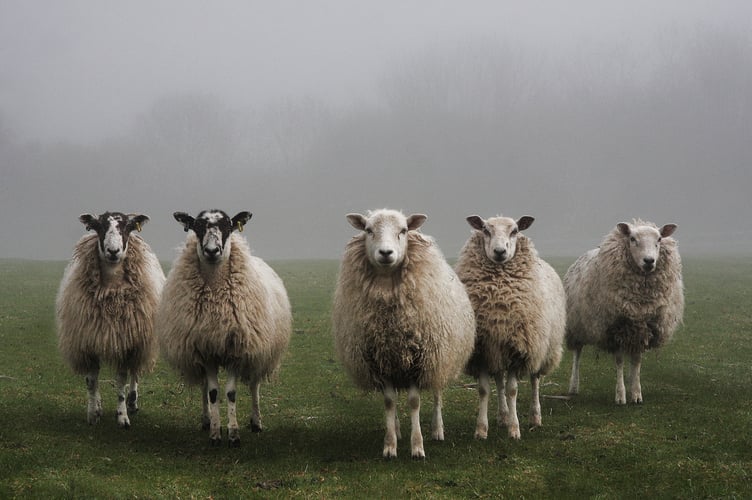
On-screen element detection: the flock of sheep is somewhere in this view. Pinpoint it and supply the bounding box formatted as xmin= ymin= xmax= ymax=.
xmin=55 ymin=208 xmax=684 ymax=458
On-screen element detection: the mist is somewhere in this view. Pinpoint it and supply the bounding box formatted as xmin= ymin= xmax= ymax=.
xmin=1 ymin=1 xmax=750 ymax=261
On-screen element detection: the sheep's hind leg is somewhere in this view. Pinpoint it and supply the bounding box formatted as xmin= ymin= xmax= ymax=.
xmin=85 ymin=368 xmax=102 ymax=425
xmin=407 ymin=385 xmax=425 ymax=459
xmin=505 ymin=372 xmax=521 ymax=439
xmin=529 ymin=373 xmax=542 ymax=428
xmin=249 ymin=380 xmax=263 ymax=433
xmin=615 ymin=352 xmax=627 ymax=405
xmin=629 ymin=352 xmax=643 ymax=404
xmin=382 ymin=384 xmax=398 ymax=459
xmin=205 ymin=366 xmax=222 ymax=446
xmin=495 ymin=372 xmax=508 ymax=429
xmin=431 ymin=389 xmax=444 ymax=441
xmin=226 ymin=373 xmax=240 ymax=447
xmin=568 ymin=345 xmax=583 ymax=395
xmin=201 ymin=378 xmax=210 ymax=431
xmin=474 ymin=372 xmax=490 ymax=439
xmin=127 ymin=371 xmax=139 ymax=414
xmin=115 ymin=369 xmax=131 ymax=428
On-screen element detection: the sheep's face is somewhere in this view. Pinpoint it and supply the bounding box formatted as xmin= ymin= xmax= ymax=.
xmin=174 ymin=210 xmax=252 ymax=264
xmin=617 ymin=222 xmax=677 ymax=273
xmin=79 ymin=212 xmax=149 ymax=265
xmin=347 ymin=209 xmax=427 ymax=272
xmin=466 ymin=215 xmax=534 ymax=264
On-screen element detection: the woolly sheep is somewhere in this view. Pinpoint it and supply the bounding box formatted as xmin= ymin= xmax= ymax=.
xmin=156 ymin=210 xmax=291 ymax=446
xmin=56 ymin=212 xmax=165 ymax=428
xmin=564 ymin=219 xmax=684 ymax=404
xmin=332 ymin=209 xmax=475 ymax=459
xmin=455 ymin=215 xmax=566 ymax=440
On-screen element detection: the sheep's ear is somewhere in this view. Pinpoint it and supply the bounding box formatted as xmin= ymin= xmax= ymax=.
xmin=346 ymin=213 xmax=367 ymax=231
xmin=79 ymin=214 xmax=98 ymax=231
xmin=127 ymin=214 xmax=149 ymax=233
xmin=617 ymin=223 xmax=631 ymax=236
xmin=466 ymin=215 xmax=485 ymax=231
xmin=406 ymin=214 xmax=427 ymax=231
xmin=517 ymin=216 xmax=535 ymax=231
xmin=660 ymin=223 xmax=677 ymax=238
xmin=232 ymin=211 xmax=252 ymax=232
xmin=173 ymin=212 xmax=195 ymax=232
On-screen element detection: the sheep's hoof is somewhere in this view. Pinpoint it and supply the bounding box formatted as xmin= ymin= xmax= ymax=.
xmin=228 ymin=437 xmax=241 ymax=448
xmin=250 ymin=422 xmax=263 ymax=433
xmin=201 ymin=418 xmax=211 ymax=431
xmin=431 ymin=429 xmax=444 ymax=441
xmin=412 ymin=452 xmax=426 ymax=460
xmin=126 ymin=392 xmax=139 ymax=413
xmin=474 ymin=429 xmax=488 ymax=440
xmin=209 ymin=437 xmax=222 ymax=447
xmin=508 ymin=427 xmax=521 ymax=440
xmin=382 ymin=446 xmax=397 ymax=459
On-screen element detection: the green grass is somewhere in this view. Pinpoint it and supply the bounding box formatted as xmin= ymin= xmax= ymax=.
xmin=0 ymin=256 xmax=751 ymax=498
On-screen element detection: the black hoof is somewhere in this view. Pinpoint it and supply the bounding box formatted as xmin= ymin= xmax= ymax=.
xmin=209 ymin=438 xmax=222 ymax=447
xmin=202 ymin=421 xmax=211 ymax=431
xmin=228 ymin=438 xmax=241 ymax=448
xmin=250 ymin=423 xmax=263 ymax=433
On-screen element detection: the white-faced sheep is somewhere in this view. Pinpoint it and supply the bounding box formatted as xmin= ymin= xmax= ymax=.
xmin=56 ymin=212 xmax=165 ymax=428
xmin=565 ymin=219 xmax=684 ymax=404
xmin=156 ymin=210 xmax=291 ymax=447
xmin=332 ymin=209 xmax=475 ymax=459
xmin=454 ymin=215 xmax=566 ymax=440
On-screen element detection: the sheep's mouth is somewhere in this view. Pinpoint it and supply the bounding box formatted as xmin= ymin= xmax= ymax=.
xmin=641 ymin=263 xmax=655 ymax=273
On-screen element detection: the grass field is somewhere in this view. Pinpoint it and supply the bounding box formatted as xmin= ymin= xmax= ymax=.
xmin=0 ymin=256 xmax=750 ymax=498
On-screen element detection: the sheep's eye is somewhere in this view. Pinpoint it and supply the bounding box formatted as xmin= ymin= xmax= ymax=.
xmin=511 ymin=228 xmax=518 ymax=237
xmin=399 ymin=228 xmax=407 ymax=236
xmin=483 ymin=228 xmax=491 ymax=237
xmin=657 ymin=237 xmax=662 ymax=243
xmin=630 ymin=236 xmax=637 ymax=243
xmin=365 ymin=228 xmax=374 ymax=235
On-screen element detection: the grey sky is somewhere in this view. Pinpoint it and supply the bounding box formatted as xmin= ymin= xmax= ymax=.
xmin=1 ymin=1 xmax=750 ymax=261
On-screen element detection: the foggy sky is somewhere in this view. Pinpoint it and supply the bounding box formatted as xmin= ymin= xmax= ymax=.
xmin=1 ymin=1 xmax=751 ymax=261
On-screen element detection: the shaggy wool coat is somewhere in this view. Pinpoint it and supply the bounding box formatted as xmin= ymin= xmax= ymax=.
xmin=564 ymin=222 xmax=684 ymax=354
xmin=56 ymin=234 xmax=164 ymax=375
xmin=332 ymin=232 xmax=475 ymax=391
xmin=455 ymin=233 xmax=565 ymax=379
xmin=156 ymin=233 xmax=291 ymax=385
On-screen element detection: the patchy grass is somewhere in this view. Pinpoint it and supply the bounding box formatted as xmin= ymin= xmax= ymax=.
xmin=0 ymin=256 xmax=750 ymax=498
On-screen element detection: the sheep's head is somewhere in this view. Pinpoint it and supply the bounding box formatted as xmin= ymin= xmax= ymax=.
xmin=466 ymin=214 xmax=534 ymax=265
xmin=347 ymin=209 xmax=427 ymax=272
xmin=173 ymin=210 xmax=252 ymax=264
xmin=617 ymin=221 xmax=677 ymax=273
xmin=79 ymin=212 xmax=149 ymax=265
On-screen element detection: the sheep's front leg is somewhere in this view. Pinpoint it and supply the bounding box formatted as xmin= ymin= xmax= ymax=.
xmin=629 ymin=352 xmax=643 ymax=404
xmin=505 ymin=372 xmax=521 ymax=439
xmin=431 ymin=389 xmax=444 ymax=441
xmin=115 ymin=369 xmax=131 ymax=428
xmin=615 ymin=352 xmax=627 ymax=405
xmin=382 ymin=384 xmax=398 ymax=459
xmin=249 ymin=380 xmax=263 ymax=433
xmin=205 ymin=366 xmax=222 ymax=446
xmin=529 ymin=373 xmax=542 ymax=428
xmin=226 ymin=372 xmax=240 ymax=447
xmin=474 ymin=372 xmax=490 ymax=439
xmin=495 ymin=372 xmax=508 ymax=428
xmin=407 ymin=385 xmax=425 ymax=459
xmin=85 ymin=368 xmax=102 ymax=425
xmin=127 ymin=370 xmax=139 ymax=414
xmin=568 ymin=345 xmax=583 ymax=395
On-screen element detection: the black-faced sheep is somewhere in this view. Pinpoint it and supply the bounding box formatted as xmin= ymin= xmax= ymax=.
xmin=156 ymin=210 xmax=291 ymax=447
xmin=332 ymin=209 xmax=475 ymax=459
xmin=564 ymin=219 xmax=684 ymax=404
xmin=454 ymin=215 xmax=566 ymax=440
xmin=56 ymin=212 xmax=165 ymax=428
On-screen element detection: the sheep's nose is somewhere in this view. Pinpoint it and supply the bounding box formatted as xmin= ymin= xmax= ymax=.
xmin=205 ymin=247 xmax=220 ymax=258
xmin=643 ymin=257 xmax=655 ymax=266
xmin=494 ymin=248 xmax=507 ymax=259
xmin=107 ymin=248 xmax=119 ymax=256
xmin=379 ymin=249 xmax=393 ymax=257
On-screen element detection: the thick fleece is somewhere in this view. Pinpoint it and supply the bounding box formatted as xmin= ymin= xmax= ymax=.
xmin=564 ymin=222 xmax=684 ymax=355
xmin=332 ymin=231 xmax=475 ymax=392
xmin=56 ymin=234 xmax=164 ymax=374
xmin=157 ymin=233 xmax=291 ymax=386
xmin=455 ymin=232 xmax=565 ymax=379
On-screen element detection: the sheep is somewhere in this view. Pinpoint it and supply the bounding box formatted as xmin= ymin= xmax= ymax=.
xmin=56 ymin=212 xmax=165 ymax=428
xmin=156 ymin=209 xmax=291 ymax=447
xmin=564 ymin=219 xmax=684 ymax=405
xmin=454 ymin=214 xmax=566 ymax=440
xmin=332 ymin=209 xmax=475 ymax=459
